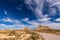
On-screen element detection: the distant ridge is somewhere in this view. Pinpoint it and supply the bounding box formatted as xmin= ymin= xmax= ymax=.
xmin=37 ymin=25 xmax=51 ymax=30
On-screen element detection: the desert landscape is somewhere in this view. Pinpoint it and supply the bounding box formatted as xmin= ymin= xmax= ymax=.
xmin=0 ymin=25 xmax=60 ymax=40
xmin=0 ymin=0 xmax=60 ymax=40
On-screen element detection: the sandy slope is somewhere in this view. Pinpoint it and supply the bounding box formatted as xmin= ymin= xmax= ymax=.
xmin=40 ymin=33 xmax=60 ymax=40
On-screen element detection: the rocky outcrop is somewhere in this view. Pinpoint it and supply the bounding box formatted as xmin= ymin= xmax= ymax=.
xmin=37 ymin=25 xmax=51 ymax=30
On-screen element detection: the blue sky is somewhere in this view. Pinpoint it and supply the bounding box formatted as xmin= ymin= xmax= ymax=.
xmin=0 ymin=0 xmax=60 ymax=30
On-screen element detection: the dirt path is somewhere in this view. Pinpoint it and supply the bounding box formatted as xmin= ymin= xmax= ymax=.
xmin=39 ymin=33 xmax=60 ymax=40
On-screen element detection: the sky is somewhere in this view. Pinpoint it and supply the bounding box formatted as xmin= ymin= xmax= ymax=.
xmin=0 ymin=0 xmax=60 ymax=30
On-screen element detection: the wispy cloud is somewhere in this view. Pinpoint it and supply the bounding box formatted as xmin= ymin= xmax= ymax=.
xmin=21 ymin=18 xmax=29 ymax=22
xmin=16 ymin=7 xmax=22 ymax=10
xmin=27 ymin=20 xmax=60 ymax=29
xmin=0 ymin=17 xmax=60 ymax=29
xmin=25 ymin=0 xmax=60 ymax=19
xmin=1 ymin=17 xmax=12 ymax=22
xmin=0 ymin=17 xmax=21 ymax=24
xmin=40 ymin=23 xmax=60 ymax=29
xmin=21 ymin=17 xmax=60 ymax=29
xmin=25 ymin=0 xmax=45 ymax=18
xmin=55 ymin=18 xmax=60 ymax=21
xmin=1 ymin=0 xmax=60 ymax=30
xmin=0 ymin=17 xmax=33 ymax=29
xmin=0 ymin=24 xmax=26 ymax=30
xmin=4 ymin=10 xmax=8 ymax=15
xmin=50 ymin=1 xmax=60 ymax=7
xmin=0 ymin=24 xmax=14 ymax=28
xmin=25 ymin=17 xmax=51 ymax=27
xmin=49 ymin=8 xmax=57 ymax=16
xmin=0 ymin=17 xmax=26 ymax=29
xmin=37 ymin=18 xmax=51 ymax=22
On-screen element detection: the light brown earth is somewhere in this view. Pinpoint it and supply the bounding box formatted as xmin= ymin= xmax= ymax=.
xmin=39 ymin=33 xmax=60 ymax=40
xmin=0 ymin=26 xmax=60 ymax=40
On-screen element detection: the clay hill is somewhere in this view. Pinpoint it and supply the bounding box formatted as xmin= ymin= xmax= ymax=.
xmin=36 ymin=25 xmax=52 ymax=33
xmin=0 ymin=25 xmax=60 ymax=40
xmin=36 ymin=25 xmax=51 ymax=30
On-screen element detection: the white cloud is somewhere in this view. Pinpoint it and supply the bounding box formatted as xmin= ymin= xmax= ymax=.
xmin=50 ymin=1 xmax=60 ymax=7
xmin=27 ymin=20 xmax=60 ymax=29
xmin=13 ymin=19 xmax=21 ymax=24
xmin=25 ymin=0 xmax=34 ymax=11
xmin=0 ymin=24 xmax=26 ymax=29
xmin=0 ymin=17 xmax=30 ymax=29
xmin=23 ymin=17 xmax=60 ymax=29
xmin=27 ymin=21 xmax=39 ymax=26
xmin=25 ymin=0 xmax=60 ymax=19
xmin=38 ymin=18 xmax=51 ymax=22
xmin=1 ymin=17 xmax=60 ymax=30
xmin=1 ymin=17 xmax=12 ymax=22
xmin=22 ymin=18 xmax=29 ymax=21
xmin=0 ymin=17 xmax=21 ymax=24
xmin=46 ymin=0 xmax=52 ymax=2
xmin=16 ymin=7 xmax=22 ymax=10
xmin=25 ymin=0 xmax=44 ymax=18
xmin=15 ymin=24 xmax=25 ymax=27
xmin=49 ymin=8 xmax=57 ymax=16
xmin=55 ymin=18 xmax=60 ymax=21
xmin=34 ymin=7 xmax=43 ymax=18
xmin=4 ymin=10 xmax=8 ymax=15
xmin=23 ymin=17 xmax=51 ymax=28
xmin=0 ymin=24 xmax=14 ymax=28
xmin=40 ymin=23 xmax=60 ymax=29
xmin=33 ymin=0 xmax=44 ymax=18
xmin=25 ymin=0 xmax=32 ymax=5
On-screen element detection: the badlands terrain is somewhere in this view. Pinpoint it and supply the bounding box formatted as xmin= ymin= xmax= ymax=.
xmin=0 ymin=25 xmax=60 ymax=40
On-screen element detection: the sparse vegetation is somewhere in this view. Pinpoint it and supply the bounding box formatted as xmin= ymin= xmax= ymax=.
xmin=0 ymin=25 xmax=60 ymax=40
